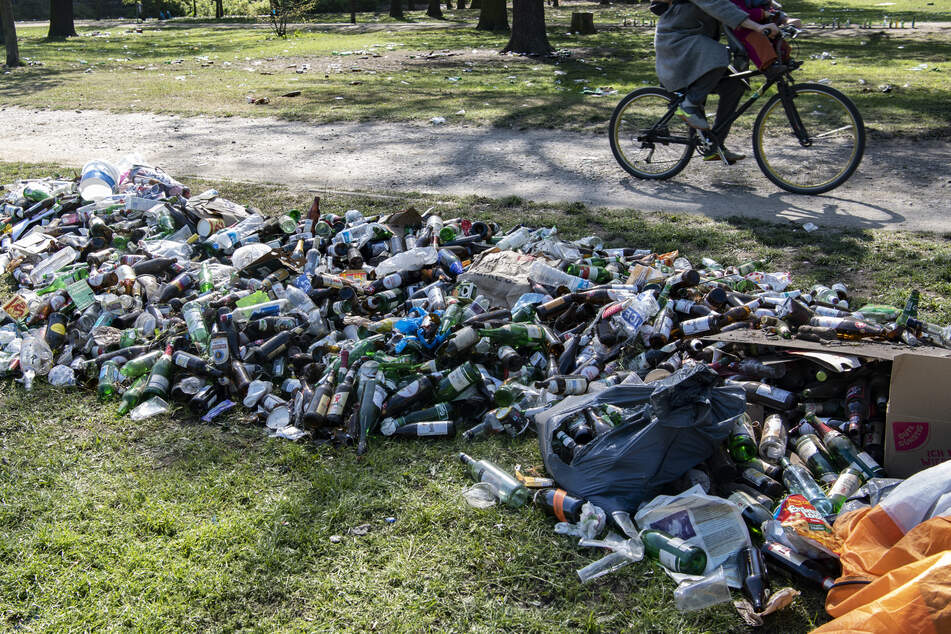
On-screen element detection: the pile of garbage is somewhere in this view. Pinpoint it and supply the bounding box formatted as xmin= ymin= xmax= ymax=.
xmin=2 ymin=159 xmax=949 ymax=627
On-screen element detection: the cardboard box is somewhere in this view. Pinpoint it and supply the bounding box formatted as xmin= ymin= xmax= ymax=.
xmin=885 ymin=353 xmax=951 ymax=478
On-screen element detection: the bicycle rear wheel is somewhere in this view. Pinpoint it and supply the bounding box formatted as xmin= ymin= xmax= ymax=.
xmin=753 ymin=83 xmax=865 ymax=194
xmin=609 ymin=87 xmax=695 ymax=180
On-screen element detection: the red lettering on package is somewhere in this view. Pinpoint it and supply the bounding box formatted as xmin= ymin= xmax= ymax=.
xmin=893 ymin=421 xmax=929 ymax=451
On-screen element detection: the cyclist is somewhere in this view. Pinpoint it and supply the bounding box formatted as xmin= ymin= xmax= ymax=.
xmin=652 ymin=0 xmax=780 ymax=163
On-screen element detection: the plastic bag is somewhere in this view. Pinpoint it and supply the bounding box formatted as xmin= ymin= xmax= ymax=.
xmin=536 ymin=363 xmax=745 ymax=514
xmin=674 ymin=566 xmax=732 ymax=612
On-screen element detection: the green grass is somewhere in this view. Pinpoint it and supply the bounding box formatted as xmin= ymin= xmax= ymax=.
xmin=3 ymin=0 xmax=949 ymax=137
xmin=4 ymin=159 xmax=951 ymax=631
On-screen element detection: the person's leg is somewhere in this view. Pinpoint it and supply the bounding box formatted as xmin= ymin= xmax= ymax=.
xmin=712 ymin=74 xmax=745 ymax=141
xmin=677 ymin=67 xmax=724 ymax=130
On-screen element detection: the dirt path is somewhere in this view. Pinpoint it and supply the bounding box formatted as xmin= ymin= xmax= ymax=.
xmin=2 ymin=106 xmax=948 ymax=231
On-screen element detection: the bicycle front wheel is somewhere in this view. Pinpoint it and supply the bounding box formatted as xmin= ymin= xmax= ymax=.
xmin=609 ymin=87 xmax=695 ymax=180
xmin=753 ymin=83 xmax=865 ymax=195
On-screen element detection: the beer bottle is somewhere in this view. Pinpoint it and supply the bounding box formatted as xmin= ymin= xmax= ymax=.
xmin=728 ymin=490 xmax=772 ymax=538
xmin=844 ymin=380 xmax=868 ymax=439
xmin=172 ymin=350 xmax=224 ymax=377
xmin=326 ymin=363 xmax=360 ymax=426
xmin=779 ymin=457 xmax=835 ymax=517
xmin=640 ymin=529 xmax=707 ymax=575
xmin=477 ymin=323 xmax=548 ymax=347
xmin=157 ymin=272 xmax=194 ymax=303
xmin=738 ymin=457 xmax=783 ymax=482
xmin=392 ymin=421 xmax=456 ymax=438
xmin=827 ymin=465 xmax=865 ymax=512
xmin=118 ymin=375 xmax=148 ymax=415
xmin=97 ymin=359 xmax=122 ymax=400
xmin=706 ymin=444 xmax=738 ymax=483
xmin=793 ymin=434 xmax=838 ymax=485
xmin=555 ymin=431 xmax=578 ymax=461
xmin=759 ymin=413 xmax=788 ymax=461
xmin=534 ymin=488 xmax=585 ymax=523
xmin=382 ymin=375 xmax=435 ymax=418
xmin=727 ymin=414 xmax=758 ymax=463
xmin=381 ymin=402 xmax=453 ymax=436
xmin=120 ymin=349 xmax=163 ymax=379
xmin=739 ymin=467 xmax=785 ymax=499
xmin=742 ymin=546 xmax=769 ymax=613
xmin=142 ymin=345 xmax=174 ymax=401
xmin=459 ymin=453 xmax=529 ymax=508
xmin=302 ymin=371 xmax=336 ymax=428
xmin=811 ymin=416 xmax=886 ymax=479
xmin=726 ymin=379 xmax=796 ymax=410
xmin=762 ymin=542 xmax=835 ymax=591
xmin=434 ymin=361 xmax=481 ymax=401
xmin=198 ymin=261 xmax=214 ymax=294
xmin=182 ymin=301 xmax=210 ymax=351
xmin=535 ymin=375 xmax=588 ymax=395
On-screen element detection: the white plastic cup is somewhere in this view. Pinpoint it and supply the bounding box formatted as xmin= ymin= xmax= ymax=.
xmin=78 ymin=160 xmax=119 ymax=201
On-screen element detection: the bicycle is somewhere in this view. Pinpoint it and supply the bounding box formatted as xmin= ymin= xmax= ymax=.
xmin=608 ymin=26 xmax=866 ymax=195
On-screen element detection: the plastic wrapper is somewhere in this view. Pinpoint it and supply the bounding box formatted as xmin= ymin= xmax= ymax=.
xmin=130 ymin=396 xmax=170 ymax=421
xmin=635 ymin=485 xmax=752 ymax=587
xmin=553 ymin=502 xmax=607 ymax=539
xmin=674 ymin=566 xmax=732 ymax=612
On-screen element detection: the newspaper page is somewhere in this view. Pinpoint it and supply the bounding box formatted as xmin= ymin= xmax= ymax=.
xmin=635 ymin=485 xmax=752 ymax=587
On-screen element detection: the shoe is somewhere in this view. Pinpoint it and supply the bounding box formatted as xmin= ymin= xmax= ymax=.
xmin=703 ymin=147 xmax=747 ymax=164
xmin=763 ymin=60 xmax=788 ymax=80
xmin=676 ymin=103 xmax=710 ymax=130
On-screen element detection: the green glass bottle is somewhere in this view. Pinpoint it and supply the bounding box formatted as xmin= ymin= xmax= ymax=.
xmin=97 ymin=360 xmax=121 ymax=400
xmin=477 ymin=323 xmax=547 ymax=347
xmin=142 ymin=345 xmax=174 ymax=401
xmin=118 ymin=375 xmax=148 ymax=415
xmin=728 ymin=490 xmax=772 ymax=539
xmin=381 ymin=402 xmax=453 ymax=436
xmin=198 ymin=261 xmax=214 ymax=294
xmin=459 ymin=453 xmax=529 ymax=508
xmin=827 ymin=465 xmax=865 ymax=512
xmin=434 ymin=361 xmax=482 ymax=401
xmin=812 ymin=417 xmax=887 ymax=479
xmin=279 ymin=208 xmax=301 ymax=234
xmin=793 ymin=434 xmax=839 ymax=485
xmin=36 ymin=265 xmax=89 ymax=295
xmin=640 ymin=529 xmax=707 ymax=575
xmin=120 ymin=350 xmax=163 ymax=379
xmin=727 ymin=414 xmax=758 ymax=463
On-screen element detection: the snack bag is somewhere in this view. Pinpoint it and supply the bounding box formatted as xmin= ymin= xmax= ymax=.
xmin=765 ymin=495 xmax=843 ymax=559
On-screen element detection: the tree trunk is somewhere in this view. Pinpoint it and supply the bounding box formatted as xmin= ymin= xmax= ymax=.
xmin=476 ymin=0 xmax=507 ymax=31
xmin=215 ymin=0 xmax=224 ymax=18
xmin=389 ymin=0 xmax=403 ymax=18
xmin=1 ymin=0 xmax=19 ymax=66
xmin=550 ymin=0 xmax=557 ymax=7
xmin=569 ymin=12 xmax=595 ymax=34
xmin=427 ymin=0 xmax=443 ymax=18
xmin=456 ymin=0 xmax=466 ymax=8
xmin=192 ymin=0 xmax=197 ymax=17
xmin=350 ymin=0 xmax=356 ymax=23
xmin=502 ymin=0 xmax=551 ymax=53
xmin=406 ymin=0 xmax=413 ymax=11
xmin=445 ymin=0 xmax=451 ymax=9
xmin=48 ymin=0 xmax=77 ymax=38
xmin=470 ymin=0 xmax=481 ymax=9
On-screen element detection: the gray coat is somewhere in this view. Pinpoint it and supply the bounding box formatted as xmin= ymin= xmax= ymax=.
xmin=654 ymin=0 xmax=749 ymax=92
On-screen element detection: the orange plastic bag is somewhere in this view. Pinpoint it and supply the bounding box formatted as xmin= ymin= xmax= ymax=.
xmin=811 ymin=461 xmax=951 ymax=634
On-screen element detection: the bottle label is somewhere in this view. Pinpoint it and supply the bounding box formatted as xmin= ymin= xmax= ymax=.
xmin=524 ymin=325 xmax=543 ymax=340
xmin=797 ymin=439 xmax=820 ymax=462
xmin=210 ymin=337 xmax=230 ymax=364
xmin=856 ymin=451 xmax=879 ymax=471
xmin=448 ymin=366 xmax=471 ymax=392
xmin=148 ymin=374 xmax=170 ymax=394
xmin=681 ymin=316 xmax=712 ymax=336
xmin=743 ymin=468 xmax=767 ymax=486
xmin=658 ymin=549 xmax=680 ymax=572
xmin=564 ymin=378 xmax=587 ymax=395
xmin=829 ymin=471 xmax=861 ymax=498
xmin=396 ymin=381 xmax=421 ymax=399
xmin=316 ymin=393 xmax=332 ymax=416
xmin=416 ymin=422 xmax=449 ymax=436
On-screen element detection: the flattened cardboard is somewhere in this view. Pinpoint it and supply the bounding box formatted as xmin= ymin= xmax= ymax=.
xmin=702 ymin=329 xmax=951 ymax=361
xmin=885 ymin=353 xmax=951 ymax=478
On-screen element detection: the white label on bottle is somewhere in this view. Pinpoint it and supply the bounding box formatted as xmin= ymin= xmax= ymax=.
xmin=448 ymin=366 xmax=471 ymax=392
xmin=373 ymin=385 xmax=386 ymax=409
xmin=524 ymin=325 xmax=543 ymax=339
xmin=210 ymin=337 xmax=230 ymax=364
xmin=681 ymin=316 xmax=712 ymax=336
xmin=829 ymin=471 xmax=861 ymax=498
xmin=658 ymin=549 xmax=680 ymax=572
xmin=798 ymin=440 xmax=819 ymax=462
xmin=564 ymin=378 xmax=587 ymax=395
xmin=856 ymin=452 xmax=878 ymax=471
xmin=149 ymin=374 xmax=169 ymax=393
xmin=397 ymin=381 xmax=421 ymax=398
xmin=529 ymin=351 xmax=546 ymax=367
xmin=416 ymin=422 xmax=449 ymax=436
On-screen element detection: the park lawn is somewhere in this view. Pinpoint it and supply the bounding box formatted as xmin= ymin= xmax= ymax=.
xmin=2 ymin=1 xmax=950 ymax=137
xmin=4 ymin=159 xmax=951 ymax=631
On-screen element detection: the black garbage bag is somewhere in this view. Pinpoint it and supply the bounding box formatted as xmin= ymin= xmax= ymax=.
xmin=536 ymin=363 xmax=746 ymax=515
